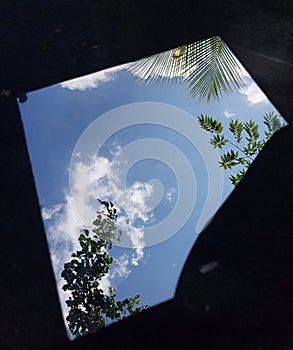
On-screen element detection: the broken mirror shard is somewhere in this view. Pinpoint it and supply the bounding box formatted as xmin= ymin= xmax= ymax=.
xmin=19 ymin=36 xmax=287 ymax=339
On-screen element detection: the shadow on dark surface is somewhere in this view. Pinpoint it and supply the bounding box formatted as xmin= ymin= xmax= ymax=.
xmin=0 ymin=1 xmax=292 ymax=349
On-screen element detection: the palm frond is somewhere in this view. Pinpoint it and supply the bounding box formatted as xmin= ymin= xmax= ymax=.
xmin=185 ymin=37 xmax=245 ymax=102
xmin=127 ymin=36 xmax=245 ymax=103
xmin=127 ymin=45 xmax=190 ymax=86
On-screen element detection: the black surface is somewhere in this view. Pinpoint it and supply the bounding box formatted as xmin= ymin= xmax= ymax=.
xmin=0 ymin=1 xmax=292 ymax=349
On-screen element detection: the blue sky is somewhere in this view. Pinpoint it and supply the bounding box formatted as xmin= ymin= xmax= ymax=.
xmin=19 ymin=46 xmax=286 ymax=338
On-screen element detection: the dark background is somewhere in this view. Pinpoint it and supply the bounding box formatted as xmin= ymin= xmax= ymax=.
xmin=0 ymin=1 xmax=292 ymax=349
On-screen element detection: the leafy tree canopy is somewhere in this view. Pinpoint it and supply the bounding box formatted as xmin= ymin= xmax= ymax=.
xmin=61 ymin=201 xmax=148 ymax=338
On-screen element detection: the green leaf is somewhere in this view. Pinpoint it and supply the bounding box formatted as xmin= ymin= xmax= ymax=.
xmin=219 ymin=150 xmax=239 ymax=169
xmin=256 ymin=140 xmax=265 ymax=150
xmin=209 ymin=134 xmax=228 ymax=149
xmin=244 ymin=119 xmax=259 ymax=143
xmin=263 ymin=111 xmax=286 ymax=139
xmin=79 ymin=233 xmax=85 ymax=241
xmin=198 ymin=114 xmax=223 ymax=134
xmin=229 ymin=119 xmax=243 ymax=143
xmin=243 ymin=143 xmax=258 ymax=156
xmin=229 ymin=169 xmax=246 ymax=186
xmin=184 ymin=37 xmax=245 ymax=102
xmin=108 ymin=287 xmax=115 ymax=294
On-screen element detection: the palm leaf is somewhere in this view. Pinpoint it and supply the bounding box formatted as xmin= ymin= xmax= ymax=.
xmin=127 ymin=36 xmax=245 ymax=103
xmin=127 ymin=44 xmax=190 ymax=86
xmin=185 ymin=37 xmax=245 ymax=102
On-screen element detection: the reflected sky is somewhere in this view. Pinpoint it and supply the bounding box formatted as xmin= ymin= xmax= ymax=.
xmin=19 ymin=39 xmax=286 ymax=338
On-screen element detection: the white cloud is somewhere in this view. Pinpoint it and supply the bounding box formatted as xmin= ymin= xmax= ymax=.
xmin=41 ymin=203 xmax=63 ymax=220
xmin=42 ymin=194 xmax=87 ymax=337
xmin=108 ymin=159 xmax=155 ymax=224
xmin=91 ymin=155 xmax=153 ymax=264
xmin=127 ymin=227 xmax=145 ymax=266
xmin=239 ymin=65 xmax=251 ymax=79
xmin=46 ymin=195 xmax=84 ymax=267
xmin=69 ymin=164 xmax=97 ymax=225
xmin=91 ymin=156 xmax=112 ymax=200
xmin=238 ymin=64 xmax=268 ymax=105
xmin=60 ymin=63 xmax=129 ymax=91
xmin=109 ymin=137 xmax=122 ymax=156
xmin=121 ymin=181 xmax=154 ymax=222
xmin=98 ymin=274 xmax=112 ymax=294
xmin=115 ymin=216 xmax=146 ymax=266
xmin=241 ymin=82 xmax=269 ymax=105
xmin=111 ymin=253 xmax=131 ymax=279
xmin=165 ymin=188 xmax=176 ymax=203
xmin=223 ymin=109 xmax=235 ymax=119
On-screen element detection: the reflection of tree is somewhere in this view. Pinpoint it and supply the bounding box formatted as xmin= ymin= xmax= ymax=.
xmin=127 ymin=36 xmax=244 ymax=103
xmin=61 ymin=202 xmax=148 ymax=339
xmin=198 ymin=112 xmax=286 ymax=186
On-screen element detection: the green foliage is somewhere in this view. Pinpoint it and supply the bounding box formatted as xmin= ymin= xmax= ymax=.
xmin=219 ymin=150 xmax=239 ymax=169
xmin=198 ymin=114 xmax=224 ymax=133
xmin=229 ymin=119 xmax=243 ymax=143
xmin=61 ymin=201 xmax=148 ymax=339
xmin=229 ymin=169 xmax=246 ymax=187
xmin=243 ymin=119 xmax=259 ymax=144
xmin=242 ymin=143 xmax=258 ymax=157
xmin=97 ymin=199 xmax=118 ymax=221
xmin=210 ymin=134 xmax=228 ymax=149
xmin=263 ymin=111 xmax=286 ymax=139
xmin=184 ymin=37 xmax=245 ymax=103
xmin=127 ymin=36 xmax=245 ymax=103
xmin=198 ymin=112 xmax=285 ymax=186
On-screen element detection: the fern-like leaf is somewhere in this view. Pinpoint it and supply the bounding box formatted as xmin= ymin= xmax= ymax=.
xmin=210 ymin=134 xmax=228 ymax=149
xmin=219 ymin=150 xmax=239 ymax=169
xmin=263 ymin=112 xmax=286 ymax=139
xmin=229 ymin=119 xmax=243 ymax=143
xmin=229 ymin=169 xmax=246 ymax=186
xmin=244 ymin=120 xmax=259 ymax=143
xmin=198 ymin=114 xmax=224 ymax=133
